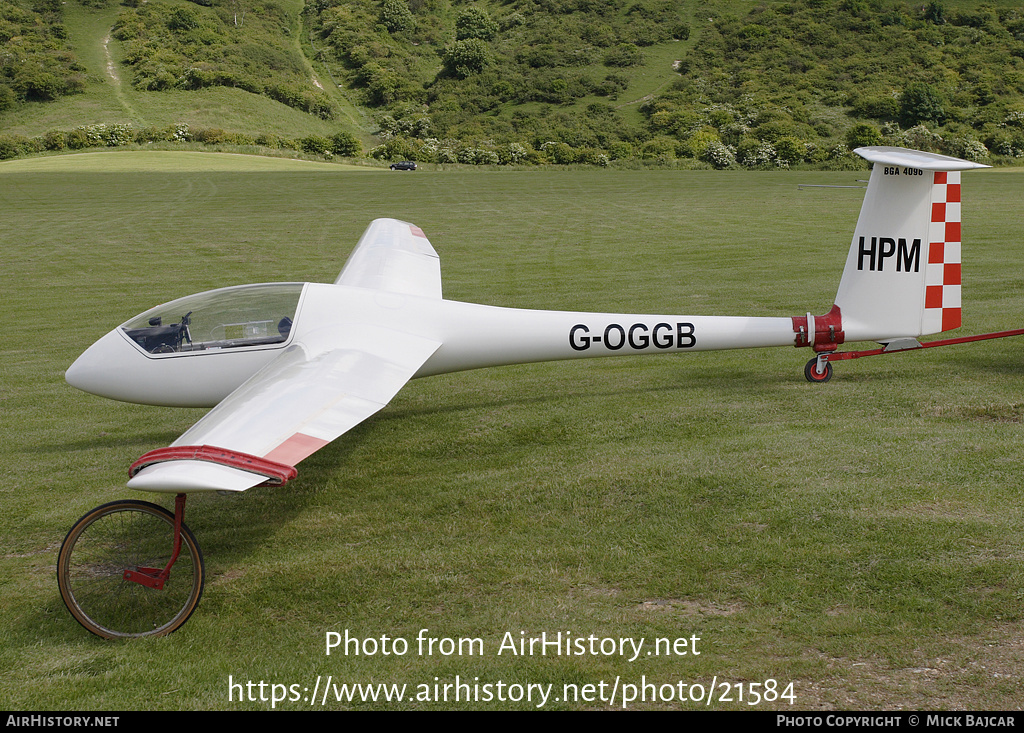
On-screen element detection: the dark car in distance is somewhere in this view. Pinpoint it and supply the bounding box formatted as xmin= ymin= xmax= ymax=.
xmin=390 ymin=161 xmax=417 ymax=171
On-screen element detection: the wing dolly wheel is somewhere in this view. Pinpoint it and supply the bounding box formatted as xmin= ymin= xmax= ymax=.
xmin=57 ymin=494 xmax=204 ymax=639
xmin=804 ymin=356 xmax=833 ymax=383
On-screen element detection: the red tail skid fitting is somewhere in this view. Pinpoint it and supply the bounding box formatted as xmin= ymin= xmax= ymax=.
xmin=822 ymin=328 xmax=1024 ymax=362
xmin=129 ymin=445 xmax=298 ymax=486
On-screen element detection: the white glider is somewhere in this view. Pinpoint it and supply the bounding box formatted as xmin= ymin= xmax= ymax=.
xmin=61 ymin=145 xmax=1023 ymax=639
xmin=65 ymin=146 xmax=1006 ymax=495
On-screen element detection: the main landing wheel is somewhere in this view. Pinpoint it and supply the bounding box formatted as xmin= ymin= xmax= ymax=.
xmin=804 ymin=357 xmax=833 ymax=383
xmin=57 ymin=499 xmax=204 ymax=639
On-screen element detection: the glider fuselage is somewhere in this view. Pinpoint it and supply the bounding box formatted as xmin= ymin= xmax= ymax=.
xmin=67 ymin=282 xmax=797 ymax=408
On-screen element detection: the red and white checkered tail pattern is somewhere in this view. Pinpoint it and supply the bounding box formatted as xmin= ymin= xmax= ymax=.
xmin=924 ymin=171 xmax=962 ymax=333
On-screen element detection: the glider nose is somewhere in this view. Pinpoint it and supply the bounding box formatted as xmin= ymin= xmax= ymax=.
xmin=66 ymin=329 xmax=143 ymax=401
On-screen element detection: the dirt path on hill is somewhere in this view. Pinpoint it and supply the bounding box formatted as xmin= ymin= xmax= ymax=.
xmin=102 ymin=29 xmax=145 ymax=125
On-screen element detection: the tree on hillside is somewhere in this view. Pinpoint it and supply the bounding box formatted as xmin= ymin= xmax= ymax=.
xmin=331 ymin=131 xmax=361 ymax=157
xmin=846 ymin=122 xmax=882 ymax=149
xmin=380 ymin=0 xmax=414 ymax=33
xmin=899 ymin=82 xmax=945 ymax=127
xmin=455 ymin=7 xmax=497 ymax=41
xmin=923 ymin=1 xmax=946 ymax=24
xmin=442 ymin=38 xmax=489 ymax=78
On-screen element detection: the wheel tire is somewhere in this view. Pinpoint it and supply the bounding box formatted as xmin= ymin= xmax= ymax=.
xmin=804 ymin=357 xmax=833 ymax=383
xmin=57 ymin=500 xmax=204 ymax=639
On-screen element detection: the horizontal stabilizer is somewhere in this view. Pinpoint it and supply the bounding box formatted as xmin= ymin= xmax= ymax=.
xmin=854 ymin=147 xmax=991 ymax=172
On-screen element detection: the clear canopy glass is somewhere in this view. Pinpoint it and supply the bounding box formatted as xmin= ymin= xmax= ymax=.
xmin=121 ymin=283 xmax=305 ymax=355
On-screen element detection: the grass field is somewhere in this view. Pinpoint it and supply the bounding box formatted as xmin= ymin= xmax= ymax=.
xmin=2 ymin=152 xmax=1022 ymax=710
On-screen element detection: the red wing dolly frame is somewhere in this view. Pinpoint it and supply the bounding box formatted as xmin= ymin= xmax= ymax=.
xmin=119 ymin=492 xmax=189 ymax=591
xmin=120 ymin=449 xmax=294 ymax=591
xmin=57 ymin=447 xmax=296 ymax=639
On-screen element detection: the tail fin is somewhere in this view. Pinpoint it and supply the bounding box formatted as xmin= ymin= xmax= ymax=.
xmin=833 ymin=147 xmax=989 ymax=343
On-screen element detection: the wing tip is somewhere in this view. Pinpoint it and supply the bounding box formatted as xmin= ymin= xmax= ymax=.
xmin=127 ymin=445 xmax=298 ymax=492
xmin=127 ymin=461 xmax=266 ymax=493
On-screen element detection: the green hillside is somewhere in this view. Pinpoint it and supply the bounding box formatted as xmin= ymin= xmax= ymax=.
xmin=3 ymin=0 xmax=1024 ymax=167
xmin=0 ymin=0 xmax=366 ymax=156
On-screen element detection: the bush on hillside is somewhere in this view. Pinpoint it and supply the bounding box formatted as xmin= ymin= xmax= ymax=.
xmin=899 ymin=82 xmax=946 ymax=127
xmin=0 ymin=135 xmax=29 ymax=160
xmin=603 ymin=43 xmax=643 ymax=67
xmin=455 ymin=7 xmax=497 ymax=41
xmin=379 ymin=0 xmax=414 ymax=33
xmin=331 ymin=132 xmax=362 ymax=157
xmin=301 ymin=135 xmax=332 ymax=155
xmin=846 ymin=122 xmax=882 ymax=149
xmin=442 ymin=39 xmax=490 ymax=78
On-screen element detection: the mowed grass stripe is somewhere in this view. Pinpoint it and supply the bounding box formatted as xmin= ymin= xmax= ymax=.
xmin=0 ymin=150 xmax=380 ymax=173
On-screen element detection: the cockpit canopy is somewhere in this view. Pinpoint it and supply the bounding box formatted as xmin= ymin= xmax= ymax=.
xmin=121 ymin=283 xmax=305 ymax=355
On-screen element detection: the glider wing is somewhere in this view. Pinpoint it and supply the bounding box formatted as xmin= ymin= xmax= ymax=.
xmin=127 ymin=324 xmax=441 ymax=492
xmin=335 ymin=218 xmax=443 ymax=299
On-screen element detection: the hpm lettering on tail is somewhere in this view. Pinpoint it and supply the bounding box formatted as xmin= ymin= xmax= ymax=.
xmin=857 ymin=236 xmax=921 ymax=272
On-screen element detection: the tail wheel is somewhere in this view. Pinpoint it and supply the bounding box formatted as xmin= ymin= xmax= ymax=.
xmin=804 ymin=357 xmax=833 ymax=383
xmin=57 ymin=500 xmax=204 ymax=639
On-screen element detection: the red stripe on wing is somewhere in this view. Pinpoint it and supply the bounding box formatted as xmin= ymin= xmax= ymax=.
xmin=264 ymin=433 xmax=331 ymax=467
